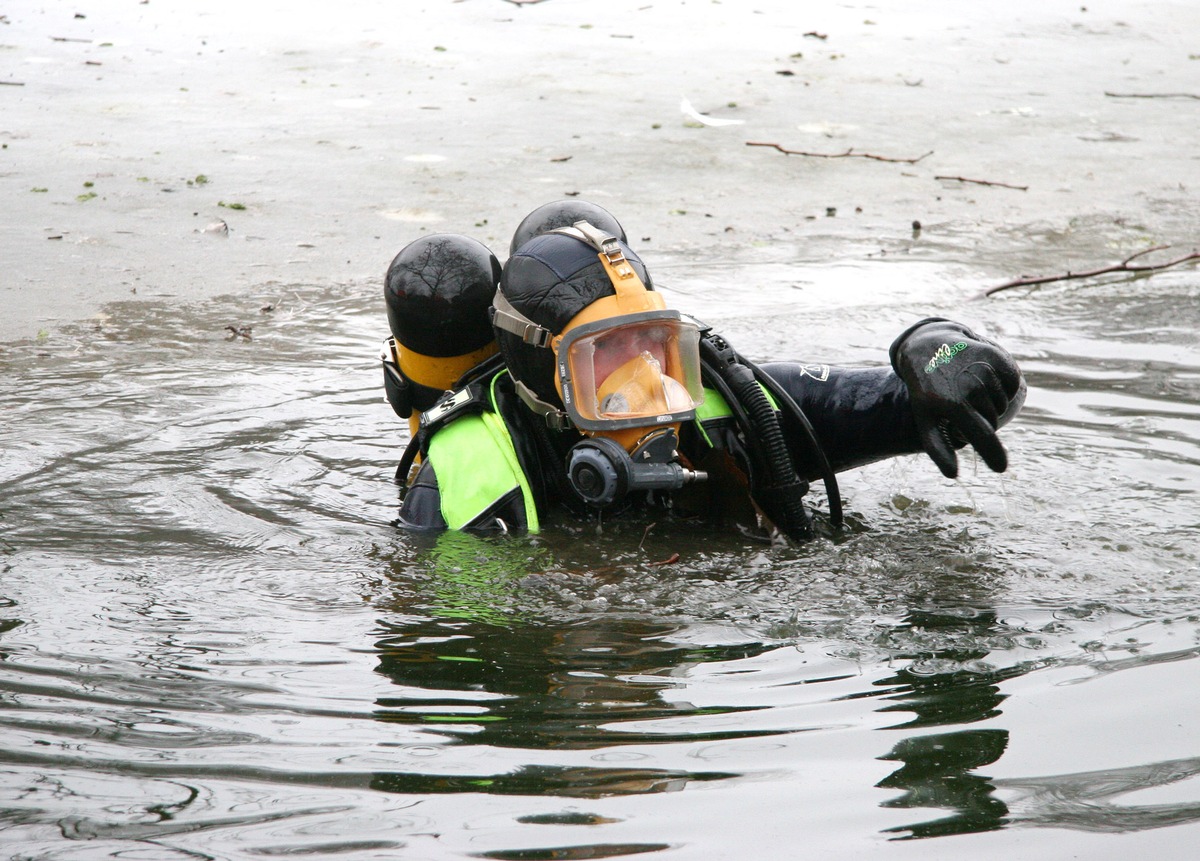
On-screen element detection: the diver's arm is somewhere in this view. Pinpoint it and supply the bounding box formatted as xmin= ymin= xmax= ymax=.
xmin=761 ymin=362 xmax=922 ymax=474
xmin=397 ymin=460 xmax=450 ymax=530
xmin=397 ymin=458 xmax=534 ymax=534
xmin=763 ymin=318 xmax=1025 ymax=478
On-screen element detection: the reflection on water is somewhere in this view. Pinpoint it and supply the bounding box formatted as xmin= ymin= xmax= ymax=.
xmin=998 ymin=755 xmax=1200 ymax=833
xmin=373 ymin=615 xmax=775 ymax=751
xmin=874 ymin=610 xmax=1016 ymax=730
xmin=879 ymin=729 xmax=1010 ymax=839
xmin=0 ymin=262 xmax=1198 ymax=856
xmin=870 ymin=610 xmax=1013 ymax=838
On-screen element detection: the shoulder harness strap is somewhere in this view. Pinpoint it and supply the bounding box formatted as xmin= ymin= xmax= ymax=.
xmin=395 ymin=379 xmax=491 ymax=488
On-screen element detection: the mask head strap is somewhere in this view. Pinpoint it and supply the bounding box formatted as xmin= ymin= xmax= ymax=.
xmin=492 ymin=221 xmax=651 ymax=350
xmin=551 ymin=222 xmax=648 ymax=313
xmin=491 ymin=289 xmax=554 ymax=348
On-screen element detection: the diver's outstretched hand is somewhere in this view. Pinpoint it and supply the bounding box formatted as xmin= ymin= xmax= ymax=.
xmin=890 ymin=318 xmax=1026 ymax=478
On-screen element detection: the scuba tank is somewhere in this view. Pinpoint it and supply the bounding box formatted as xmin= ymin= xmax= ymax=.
xmin=382 ymin=234 xmax=502 ymax=437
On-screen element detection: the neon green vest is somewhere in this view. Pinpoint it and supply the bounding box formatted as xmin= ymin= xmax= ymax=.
xmin=426 ymin=373 xmax=539 ymax=531
xmin=692 ymin=384 xmax=776 ymax=448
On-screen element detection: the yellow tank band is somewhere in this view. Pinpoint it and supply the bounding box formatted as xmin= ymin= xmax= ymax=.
xmin=398 ymin=339 xmax=499 ymax=390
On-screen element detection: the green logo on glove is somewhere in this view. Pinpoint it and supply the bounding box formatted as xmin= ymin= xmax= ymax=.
xmin=924 ymin=341 xmax=968 ymax=374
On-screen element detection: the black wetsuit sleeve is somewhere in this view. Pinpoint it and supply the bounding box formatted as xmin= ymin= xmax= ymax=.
xmin=760 ymin=362 xmax=923 ymax=475
xmin=396 ymin=458 xmax=533 ymax=534
xmin=397 ymin=460 xmax=449 ymax=531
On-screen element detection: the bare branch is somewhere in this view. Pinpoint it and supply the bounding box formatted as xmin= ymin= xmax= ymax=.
xmin=746 ymin=141 xmax=933 ymax=164
xmin=935 ymin=174 xmax=1028 ymax=191
xmin=1105 ymin=91 xmax=1200 ymax=100
xmin=983 ymin=246 xmax=1200 ymax=296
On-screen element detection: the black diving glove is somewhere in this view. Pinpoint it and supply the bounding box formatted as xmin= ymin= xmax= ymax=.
xmin=889 ymin=318 xmax=1026 ymax=478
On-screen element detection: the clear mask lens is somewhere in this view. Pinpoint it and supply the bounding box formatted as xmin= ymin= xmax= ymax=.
xmin=561 ymin=316 xmax=703 ymax=428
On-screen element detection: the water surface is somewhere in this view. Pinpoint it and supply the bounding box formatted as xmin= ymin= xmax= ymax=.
xmin=2 ymin=250 xmax=1197 ymax=858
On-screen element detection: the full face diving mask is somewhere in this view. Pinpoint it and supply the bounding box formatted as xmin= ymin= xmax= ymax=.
xmin=493 ymin=221 xmax=708 ymax=508
xmin=557 ymin=310 xmax=703 ymax=435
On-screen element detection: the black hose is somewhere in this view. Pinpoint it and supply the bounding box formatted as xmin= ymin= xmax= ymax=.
xmin=394 ymin=433 xmax=422 ymax=491
xmin=748 ymin=363 xmax=843 ymax=528
xmin=699 ymin=345 xmax=763 ymax=480
xmin=699 ymin=335 xmax=813 ymax=541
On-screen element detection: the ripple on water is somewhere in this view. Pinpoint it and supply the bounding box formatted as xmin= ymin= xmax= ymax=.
xmin=1 ymin=270 xmax=1198 ymax=855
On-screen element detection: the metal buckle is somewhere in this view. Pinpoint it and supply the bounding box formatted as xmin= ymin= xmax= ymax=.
xmin=492 ymin=305 xmax=553 ymax=348
xmin=513 ymin=380 xmax=573 ymax=431
xmin=567 ymin=221 xmax=637 ymax=280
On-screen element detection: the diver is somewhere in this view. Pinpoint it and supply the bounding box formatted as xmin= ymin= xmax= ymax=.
xmin=380 ymin=200 xmax=1026 ymax=541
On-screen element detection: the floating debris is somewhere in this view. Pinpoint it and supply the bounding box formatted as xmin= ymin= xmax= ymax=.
xmin=679 ymin=97 xmax=744 ymax=127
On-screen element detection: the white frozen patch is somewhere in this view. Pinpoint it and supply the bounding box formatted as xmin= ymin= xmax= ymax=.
xmin=795 ymin=122 xmax=858 ymax=135
xmin=680 ymin=97 xmax=744 ymax=127
xmin=378 ymin=208 xmax=444 ymax=223
xmin=403 ymin=154 xmax=448 ymax=163
xmin=979 ymin=106 xmax=1037 ymax=117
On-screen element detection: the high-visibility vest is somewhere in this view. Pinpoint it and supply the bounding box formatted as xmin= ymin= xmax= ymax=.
xmin=426 ymin=372 xmax=540 ymax=532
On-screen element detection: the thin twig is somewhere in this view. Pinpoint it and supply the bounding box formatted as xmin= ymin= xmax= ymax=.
xmin=746 ymin=141 xmax=933 ymax=164
xmin=1 ymin=81 xmax=26 ymax=87
xmin=984 ymin=246 xmax=1200 ymax=296
xmin=1105 ymin=91 xmax=1200 ymax=100
xmin=638 ymin=522 xmax=655 ymax=552
xmin=935 ymin=174 xmax=1028 ymax=191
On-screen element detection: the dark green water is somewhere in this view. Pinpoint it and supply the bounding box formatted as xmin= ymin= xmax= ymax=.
xmin=1 ymin=255 xmax=1198 ymax=859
